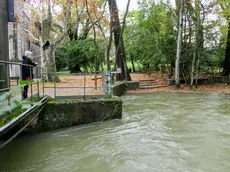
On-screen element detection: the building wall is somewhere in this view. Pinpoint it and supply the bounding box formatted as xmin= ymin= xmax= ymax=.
xmin=0 ymin=0 xmax=10 ymax=89
xmin=8 ymin=0 xmax=32 ymax=77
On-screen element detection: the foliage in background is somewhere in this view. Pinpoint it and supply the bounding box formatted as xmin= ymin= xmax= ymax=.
xmin=38 ymin=0 xmax=230 ymax=85
xmin=55 ymin=47 xmax=68 ymax=71
xmin=124 ymin=2 xmax=177 ymax=73
xmin=55 ymin=39 xmax=105 ymax=72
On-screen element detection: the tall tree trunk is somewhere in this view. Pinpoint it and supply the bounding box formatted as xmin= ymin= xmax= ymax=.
xmin=40 ymin=0 xmax=71 ymax=81
xmin=175 ymin=0 xmax=184 ymax=87
xmin=195 ymin=50 xmax=200 ymax=88
xmin=223 ymin=22 xmax=230 ymax=76
xmin=187 ymin=0 xmax=203 ymax=88
xmin=40 ymin=0 xmax=59 ymax=81
xmin=106 ymin=1 xmax=113 ymax=71
xmin=195 ymin=0 xmax=202 ymax=88
xmin=190 ymin=49 xmax=196 ymax=88
xmin=108 ymin=0 xmax=131 ymax=81
xmin=42 ymin=46 xmax=60 ymax=81
xmin=70 ymin=64 xmax=81 ymax=73
xmin=106 ymin=32 xmax=112 ymax=71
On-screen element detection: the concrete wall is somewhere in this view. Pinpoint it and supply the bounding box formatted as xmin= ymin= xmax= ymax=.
xmin=36 ymin=99 xmax=122 ymax=132
xmin=111 ymin=82 xmax=127 ymax=96
xmin=1 ymin=98 xmax=122 ymax=136
xmin=126 ymin=81 xmax=140 ymax=90
xmin=0 ymin=0 xmax=10 ymax=89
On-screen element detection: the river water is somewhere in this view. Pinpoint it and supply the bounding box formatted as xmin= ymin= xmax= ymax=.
xmin=1 ymin=93 xmax=230 ymax=172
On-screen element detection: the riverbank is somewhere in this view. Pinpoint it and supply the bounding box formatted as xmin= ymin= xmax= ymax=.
xmin=130 ymin=73 xmax=230 ymax=94
xmin=9 ymin=73 xmax=230 ymax=97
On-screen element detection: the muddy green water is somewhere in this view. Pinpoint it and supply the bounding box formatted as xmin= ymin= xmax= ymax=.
xmin=1 ymin=93 xmax=230 ymax=172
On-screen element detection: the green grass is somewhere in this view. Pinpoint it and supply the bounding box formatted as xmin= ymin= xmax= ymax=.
xmin=58 ymin=70 xmax=71 ymax=74
xmin=0 ymin=108 xmax=27 ymax=127
xmin=58 ymin=62 xmax=144 ymax=74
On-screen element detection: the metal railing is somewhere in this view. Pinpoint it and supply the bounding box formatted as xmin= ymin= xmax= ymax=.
xmin=42 ymin=71 xmax=113 ymax=100
xmin=0 ymin=60 xmax=120 ymax=103
xmin=0 ymin=60 xmax=44 ymax=105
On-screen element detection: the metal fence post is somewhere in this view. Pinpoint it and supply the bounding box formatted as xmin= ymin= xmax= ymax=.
xmin=104 ymin=71 xmax=111 ymax=97
xmin=42 ymin=68 xmax=44 ymax=96
xmin=43 ymin=81 xmax=44 ymax=96
xmin=37 ymin=80 xmax=39 ymax=98
xmin=5 ymin=63 xmax=10 ymax=88
xmin=5 ymin=63 xmax=11 ymax=105
xmin=109 ymin=72 xmax=112 ymax=97
xmin=8 ymin=97 xmax=11 ymax=106
xmin=54 ymin=73 xmax=56 ymax=100
xmin=20 ymin=65 xmax=23 ymax=100
xmin=30 ymin=67 xmax=33 ymax=101
xmin=84 ymin=73 xmax=86 ymax=100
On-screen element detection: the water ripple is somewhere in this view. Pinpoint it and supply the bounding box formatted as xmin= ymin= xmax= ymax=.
xmin=1 ymin=93 xmax=230 ymax=171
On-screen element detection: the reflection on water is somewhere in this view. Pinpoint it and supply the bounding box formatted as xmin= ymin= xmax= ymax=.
xmin=1 ymin=93 xmax=230 ymax=172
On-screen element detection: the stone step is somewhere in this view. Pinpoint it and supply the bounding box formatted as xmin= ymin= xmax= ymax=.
xmin=139 ymin=79 xmax=156 ymax=82
xmin=140 ymin=80 xmax=158 ymax=82
xmin=140 ymin=83 xmax=157 ymax=86
xmin=140 ymin=81 xmax=158 ymax=83
xmin=139 ymin=85 xmax=167 ymax=89
xmin=140 ymin=81 xmax=157 ymax=84
xmin=140 ymin=80 xmax=158 ymax=83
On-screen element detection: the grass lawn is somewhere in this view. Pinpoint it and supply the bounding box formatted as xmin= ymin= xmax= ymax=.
xmin=58 ymin=62 xmax=144 ymax=74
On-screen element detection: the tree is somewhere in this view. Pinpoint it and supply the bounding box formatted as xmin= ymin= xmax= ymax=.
xmin=217 ymin=1 xmax=230 ymax=76
xmin=175 ymin=0 xmax=184 ymax=87
xmin=186 ymin=0 xmax=204 ymax=88
xmin=108 ymin=0 xmax=131 ymax=81
xmin=55 ymin=47 xmax=68 ymax=71
xmin=26 ymin=0 xmax=71 ymax=81
xmin=124 ymin=2 xmax=177 ymax=75
xmin=67 ymin=0 xmax=107 ymax=73
xmin=67 ymin=39 xmax=105 ymax=72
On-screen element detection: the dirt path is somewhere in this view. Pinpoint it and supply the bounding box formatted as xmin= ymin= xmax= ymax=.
xmin=14 ymin=73 xmax=230 ymax=99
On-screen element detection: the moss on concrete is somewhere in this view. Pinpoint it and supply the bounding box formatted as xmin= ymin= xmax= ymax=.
xmin=36 ymin=98 xmax=122 ymax=132
xmin=0 ymin=97 xmax=122 ymax=139
xmin=0 ymin=108 xmax=27 ymax=127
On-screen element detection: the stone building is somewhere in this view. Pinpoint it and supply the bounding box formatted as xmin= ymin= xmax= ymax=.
xmin=8 ymin=0 xmax=40 ymax=78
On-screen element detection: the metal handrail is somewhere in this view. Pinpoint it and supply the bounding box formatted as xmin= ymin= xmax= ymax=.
xmin=0 ymin=60 xmax=114 ymax=101
xmin=0 ymin=60 xmax=44 ymax=104
xmin=42 ymin=72 xmax=104 ymax=76
xmin=0 ymin=60 xmax=42 ymax=68
xmin=48 ymin=71 xmax=112 ymax=100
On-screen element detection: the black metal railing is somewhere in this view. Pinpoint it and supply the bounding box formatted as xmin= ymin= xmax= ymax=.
xmin=0 ymin=60 xmax=44 ymax=105
xmin=0 ymin=60 xmax=120 ymax=102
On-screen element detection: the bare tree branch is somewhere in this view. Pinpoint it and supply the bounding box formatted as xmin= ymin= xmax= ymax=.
xmin=54 ymin=0 xmax=71 ymax=46
xmin=24 ymin=29 xmax=40 ymax=45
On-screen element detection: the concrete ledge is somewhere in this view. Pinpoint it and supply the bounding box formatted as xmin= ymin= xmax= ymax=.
xmin=211 ymin=76 xmax=228 ymax=83
xmin=111 ymin=81 xmax=127 ymax=96
xmin=0 ymin=98 xmax=122 ymax=138
xmin=125 ymin=80 xmax=140 ymax=90
xmin=36 ymin=98 xmax=122 ymax=131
